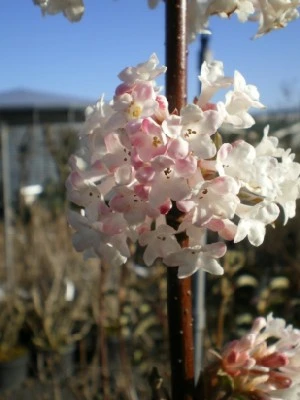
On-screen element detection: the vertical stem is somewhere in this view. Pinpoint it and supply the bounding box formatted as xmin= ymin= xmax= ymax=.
xmin=1 ymin=123 xmax=14 ymax=290
xmin=165 ymin=1 xmax=194 ymax=399
xmin=99 ymin=262 xmax=111 ymax=400
xmin=166 ymin=0 xmax=188 ymax=112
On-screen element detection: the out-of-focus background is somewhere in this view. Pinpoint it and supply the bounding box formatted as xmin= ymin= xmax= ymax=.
xmin=0 ymin=2 xmax=300 ymax=399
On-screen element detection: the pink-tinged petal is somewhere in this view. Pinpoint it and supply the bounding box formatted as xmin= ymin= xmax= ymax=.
xmin=115 ymin=82 xmax=133 ymax=96
xmin=126 ymin=119 xmax=142 ymax=136
xmin=205 ymin=219 xmax=237 ymax=241
xmin=131 ymin=147 xmax=144 ymax=169
xmin=162 ymin=115 xmax=182 ymax=138
xmin=204 ymin=218 xmax=224 ymax=232
xmin=202 ymin=242 xmax=227 ymax=258
xmin=141 ymin=117 xmax=162 ymax=135
xmin=136 ymin=223 xmax=151 ymax=236
xmin=211 ymin=176 xmax=240 ymax=194
xmin=135 ymin=166 xmax=155 ymax=184
xmin=155 ymin=94 xmax=169 ymax=122
xmin=175 ymin=156 xmax=197 ymax=177
xmin=131 ymin=132 xmax=167 ymax=162
xmin=109 ymin=194 xmax=130 ymax=213
xmin=167 ymin=138 xmax=189 ymax=159
xmin=177 ymin=199 xmax=195 ymax=213
xmin=134 ymin=184 xmax=150 ymax=200
xmin=217 ymin=143 xmax=233 ymax=163
xmin=201 ymin=103 xmax=217 ymax=111
xmin=260 ymin=353 xmax=289 ymax=368
xmin=94 ymin=214 xmax=127 ymax=236
xmin=159 ymin=200 xmax=172 ymax=214
xmin=68 ymin=171 xmax=82 ymax=187
xmin=134 ymin=82 xmax=155 ymax=102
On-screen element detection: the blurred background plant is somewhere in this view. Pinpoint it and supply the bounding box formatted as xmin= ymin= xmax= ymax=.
xmin=0 ymin=289 xmax=27 ymax=361
xmin=1 ymin=110 xmax=300 ymax=399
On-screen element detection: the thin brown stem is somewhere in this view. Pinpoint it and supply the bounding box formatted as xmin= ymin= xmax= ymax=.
xmin=165 ymin=2 xmax=195 ymax=399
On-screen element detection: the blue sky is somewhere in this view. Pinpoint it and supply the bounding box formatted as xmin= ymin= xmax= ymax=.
xmin=1 ymin=1 xmax=300 ymax=110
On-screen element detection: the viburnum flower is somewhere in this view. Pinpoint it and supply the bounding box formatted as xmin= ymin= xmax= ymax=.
xmin=66 ymin=54 xmax=300 ymax=277
xmin=149 ymin=0 xmax=300 ymax=40
xmin=33 ymin=1 xmax=300 ymax=38
xmin=163 ymin=242 xmax=226 ymax=278
xmin=33 ymin=0 xmax=84 ymax=21
xmin=203 ymin=314 xmax=300 ymax=400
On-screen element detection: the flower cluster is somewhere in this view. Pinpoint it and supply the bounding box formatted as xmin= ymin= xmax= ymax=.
xmin=208 ymin=314 xmax=300 ymax=400
xmin=149 ymin=0 xmax=300 ymax=40
xmin=33 ymin=0 xmax=84 ymax=21
xmin=66 ymin=54 xmax=300 ymax=277
xmin=33 ymin=0 xmax=300 ymax=39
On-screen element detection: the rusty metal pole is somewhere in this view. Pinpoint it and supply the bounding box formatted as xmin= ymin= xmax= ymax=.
xmin=165 ymin=1 xmax=195 ymax=400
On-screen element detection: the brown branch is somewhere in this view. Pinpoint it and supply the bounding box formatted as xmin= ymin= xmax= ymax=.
xmin=165 ymin=1 xmax=195 ymax=399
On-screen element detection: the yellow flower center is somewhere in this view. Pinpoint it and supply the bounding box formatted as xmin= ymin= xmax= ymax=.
xmin=127 ymin=102 xmax=142 ymax=120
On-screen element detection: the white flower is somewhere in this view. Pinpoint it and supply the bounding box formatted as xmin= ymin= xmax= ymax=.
xmin=180 ymin=104 xmax=222 ymax=159
xmin=255 ymin=0 xmax=300 ymax=38
xmin=234 ymin=201 xmax=280 ymax=246
xmin=148 ymin=0 xmax=300 ymax=41
xmin=255 ymin=125 xmax=285 ymax=158
xmin=217 ymin=313 xmax=300 ymax=398
xmin=178 ymin=176 xmax=240 ymax=226
xmin=33 ymin=0 xmax=84 ymax=21
xmin=224 ymin=70 xmax=265 ymax=129
xmin=198 ymin=60 xmax=232 ymax=108
xmin=163 ymin=242 xmax=226 ymax=278
xmin=139 ymin=224 xmax=181 ymax=266
xmin=187 ymin=0 xmax=211 ymax=42
xmin=118 ymin=53 xmax=167 ymax=84
xmin=67 ymin=211 xmax=128 ymax=267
